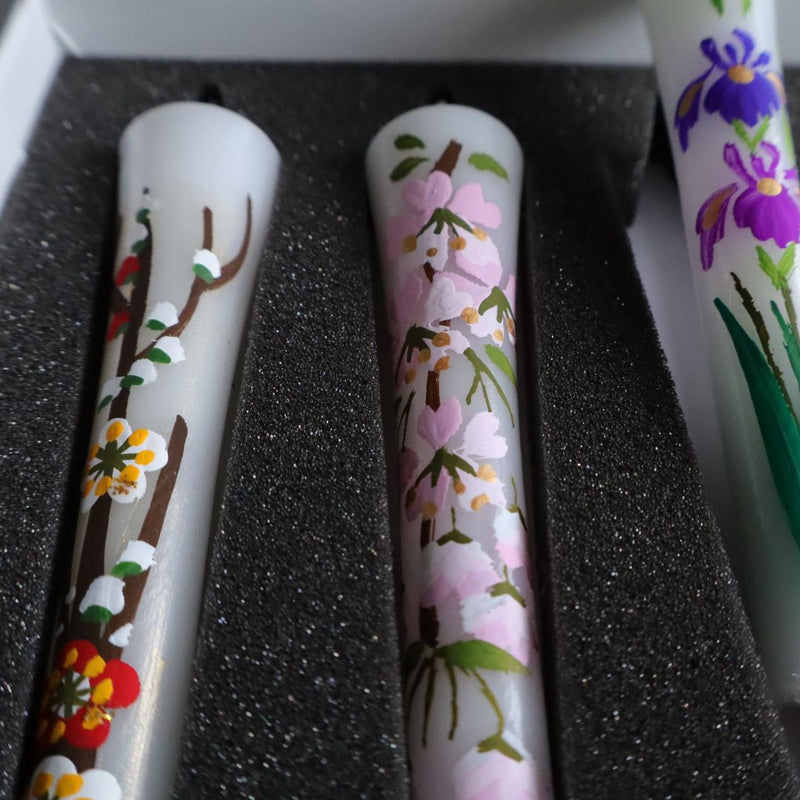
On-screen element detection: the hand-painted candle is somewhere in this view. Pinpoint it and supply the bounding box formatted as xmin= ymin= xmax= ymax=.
xmin=366 ymin=105 xmax=553 ymax=800
xmin=640 ymin=0 xmax=800 ymax=716
xmin=25 ymin=102 xmax=279 ymax=799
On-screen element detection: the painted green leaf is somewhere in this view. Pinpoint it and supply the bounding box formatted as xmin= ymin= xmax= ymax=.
xmin=98 ymin=395 xmax=113 ymax=411
xmin=192 ymin=263 xmax=216 ymax=284
xmin=479 ymin=286 xmax=513 ymax=323
xmin=395 ymin=134 xmax=425 ymax=150
xmin=436 ymin=639 xmax=529 ymax=674
xmin=468 ymin=153 xmax=509 ymax=180
xmin=756 ymin=246 xmax=781 ymax=290
xmin=477 ymin=733 xmax=524 ymax=761
xmin=771 ymin=301 xmax=800 ymax=394
xmin=403 ymin=640 xmax=427 ymax=684
xmin=147 ymin=347 xmax=172 ymax=364
xmin=131 ymin=238 xmax=148 ymax=255
xmin=81 ymin=605 xmax=112 ymax=624
xmin=119 ymin=374 xmax=144 ymax=389
xmin=777 ymin=243 xmax=797 ymax=281
xmin=136 ymin=208 xmax=150 ymax=224
xmin=743 ymin=0 xmax=752 ymax=12
xmin=716 ymin=298 xmax=800 ymax=550
xmin=710 ymin=0 xmax=724 ymax=15
xmin=146 ymin=319 xmax=167 ymax=331
xmin=485 ymin=344 xmax=516 ymax=386
xmin=111 ymin=561 xmax=144 ymax=578
xmin=391 ymin=157 xmax=429 ymax=182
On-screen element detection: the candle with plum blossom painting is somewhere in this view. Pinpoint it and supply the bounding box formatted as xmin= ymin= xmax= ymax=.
xmin=641 ymin=0 xmax=800 ymax=731
xmin=367 ymin=105 xmax=553 ymax=799
xmin=23 ymin=103 xmax=279 ymax=799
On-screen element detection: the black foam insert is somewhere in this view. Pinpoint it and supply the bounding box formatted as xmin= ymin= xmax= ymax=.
xmin=0 ymin=58 xmax=798 ymax=798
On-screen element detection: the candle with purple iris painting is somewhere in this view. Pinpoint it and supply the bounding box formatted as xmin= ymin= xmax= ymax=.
xmin=366 ymin=104 xmax=553 ymax=800
xmin=641 ymin=0 xmax=800 ymax=750
xmin=22 ymin=103 xmax=280 ymax=800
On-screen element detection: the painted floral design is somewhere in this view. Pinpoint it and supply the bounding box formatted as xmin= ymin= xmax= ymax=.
xmin=29 ymin=192 xmax=254 ymax=786
xmin=697 ymin=142 xmax=800 ymax=269
xmin=380 ymin=131 xmax=547 ymax=797
xmin=675 ymin=28 xmax=782 ymax=151
xmin=672 ymin=12 xmax=800 ymax=556
xmin=26 ymin=756 xmax=120 ymax=800
xmin=38 ymin=640 xmax=140 ymax=750
xmin=80 ymin=418 xmax=168 ymax=511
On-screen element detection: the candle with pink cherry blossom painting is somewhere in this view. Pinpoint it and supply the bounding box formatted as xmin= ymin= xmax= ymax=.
xmin=367 ymin=105 xmax=553 ymax=800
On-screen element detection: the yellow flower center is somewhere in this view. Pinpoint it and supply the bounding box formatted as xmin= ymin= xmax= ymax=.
xmin=421 ymin=501 xmax=438 ymax=520
xmin=91 ymin=677 xmax=114 ymax=705
xmin=84 ymin=654 xmax=106 ymax=679
xmin=135 ymin=449 xmax=155 ymax=465
xmin=405 ymin=368 xmax=417 ymax=384
xmin=471 ymin=493 xmax=490 ymax=512
xmin=402 ymin=234 xmax=417 ymax=253
xmin=118 ymin=465 xmax=141 ymax=485
xmin=49 ymin=719 xmax=66 ymax=743
xmin=418 ymin=349 xmax=431 ymax=364
xmin=477 ymin=464 xmax=498 ymax=482
xmin=727 ymin=64 xmax=755 ymax=84
xmin=95 ymin=476 xmax=113 ymax=497
xmin=461 ymin=308 xmax=479 ymax=324
xmin=63 ymin=646 xmax=79 ymax=669
xmin=128 ymin=428 xmax=149 ymax=446
xmin=453 ymin=479 xmax=466 ymax=495
xmin=82 ymin=705 xmax=111 ymax=731
xmin=432 ymin=332 xmax=450 ymax=347
xmin=473 ymin=227 xmax=488 ymax=241
xmin=757 ymin=177 xmax=782 ymax=196
xmin=106 ymin=421 xmax=125 ymax=442
xmin=506 ymin=317 xmax=516 ymax=337
xmin=88 ymin=444 xmax=99 ymax=460
xmin=434 ymin=356 xmax=450 ymax=372
xmin=55 ymin=774 xmax=83 ymax=798
xmin=31 ymin=773 xmax=53 ymax=796
xmin=449 ymin=236 xmax=467 ymax=251
xmin=82 ymin=480 xmax=95 ymax=498
xmin=493 ymin=329 xmax=504 ymax=342
xmin=426 ymin=247 xmax=438 ymax=257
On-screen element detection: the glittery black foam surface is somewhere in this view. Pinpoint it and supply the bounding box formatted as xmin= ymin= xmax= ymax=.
xmin=0 ymin=60 xmax=797 ymax=798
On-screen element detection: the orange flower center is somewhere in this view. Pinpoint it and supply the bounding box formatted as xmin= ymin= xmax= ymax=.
xmin=728 ymin=65 xmax=755 ymax=84
xmin=757 ymin=177 xmax=782 ymax=197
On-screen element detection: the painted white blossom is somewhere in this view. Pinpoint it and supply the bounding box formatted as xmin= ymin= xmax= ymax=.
xmin=145 ymin=301 xmax=179 ymax=330
xmin=147 ymin=335 xmax=185 ymax=365
xmin=108 ymin=623 xmax=134 ymax=648
xmin=193 ymin=248 xmax=221 ymax=282
xmin=79 ymin=576 xmax=125 ymax=619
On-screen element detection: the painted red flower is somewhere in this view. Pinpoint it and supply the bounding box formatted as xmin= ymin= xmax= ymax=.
xmin=114 ymin=255 xmax=141 ymax=287
xmin=38 ymin=640 xmax=140 ymax=750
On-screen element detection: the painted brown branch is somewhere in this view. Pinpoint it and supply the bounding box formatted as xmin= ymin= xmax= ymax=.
xmin=109 ymin=218 xmax=154 ymax=419
xmin=433 ymin=140 xmax=462 ymax=176
xmin=103 ymin=414 xmax=188 ymax=661
xmin=133 ymin=196 xmax=253 ymax=361
xmin=732 ymin=272 xmax=796 ymax=418
xmin=413 ymin=141 xmax=463 ymax=652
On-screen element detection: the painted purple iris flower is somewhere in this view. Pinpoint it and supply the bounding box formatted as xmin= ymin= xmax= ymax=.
xmin=675 ymin=28 xmax=783 ymax=151
xmin=696 ymin=141 xmax=800 ymax=270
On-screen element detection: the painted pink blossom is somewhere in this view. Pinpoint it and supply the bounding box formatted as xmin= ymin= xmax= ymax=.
xmin=385 ymin=171 xmax=504 ymax=289
xmin=424 ymin=275 xmax=474 ymax=325
xmin=405 ymin=471 xmax=452 ymax=522
xmin=453 ymin=740 xmax=542 ymax=800
xmin=460 ymin=412 xmax=509 ymax=460
xmin=399 ymin=447 xmax=420 ymax=489
xmin=493 ymin=507 xmax=528 ymax=571
xmin=462 ymin=592 xmax=532 ymax=666
xmin=420 ymin=540 xmax=500 ymax=605
xmin=418 ymin=397 xmax=463 ymax=450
